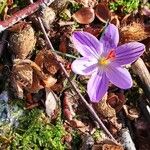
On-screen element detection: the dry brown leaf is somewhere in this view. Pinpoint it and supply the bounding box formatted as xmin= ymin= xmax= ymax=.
xmin=123 ymin=105 xmax=140 ymax=120
xmin=102 ymin=144 xmax=124 ymax=150
xmin=35 ymin=50 xmax=61 ymax=75
xmin=7 ymin=0 xmax=13 ymax=6
xmin=92 ymin=140 xmax=123 ymax=150
xmin=93 ymin=94 xmax=122 ymax=134
xmin=11 ymin=59 xmax=57 ymax=99
xmin=63 ymin=91 xmax=76 ymax=121
xmin=9 ymin=22 xmax=36 ymax=59
xmin=93 ymin=94 xmax=116 ymax=118
xmin=72 ymin=7 xmax=95 ymax=24
xmin=83 ymin=25 xmax=103 ymax=37
xmin=51 ymin=83 xmax=63 ymax=92
xmin=59 ymin=33 xmax=68 ymax=53
xmin=107 ymin=92 xmax=126 ymax=112
xmin=11 ymin=59 xmax=33 ymax=90
xmin=95 ymin=3 xmax=111 ymax=23
xmin=70 ymin=119 xmax=86 ymax=128
xmin=42 ymin=75 xmax=57 ymax=88
xmin=35 ymin=49 xmax=66 ymax=92
xmin=31 ymin=74 xmax=44 ymax=93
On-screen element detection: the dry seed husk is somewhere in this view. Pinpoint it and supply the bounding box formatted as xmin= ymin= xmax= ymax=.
xmin=9 ymin=22 xmax=36 ymax=59
xmin=120 ymin=22 xmax=150 ymax=43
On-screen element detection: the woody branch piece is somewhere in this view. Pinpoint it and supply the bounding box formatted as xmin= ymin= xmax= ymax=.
xmin=132 ymin=58 xmax=150 ymax=101
xmin=0 ymin=0 xmax=55 ymax=32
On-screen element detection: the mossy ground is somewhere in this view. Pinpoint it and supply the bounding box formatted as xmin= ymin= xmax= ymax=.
xmin=0 ymin=100 xmax=66 ymax=150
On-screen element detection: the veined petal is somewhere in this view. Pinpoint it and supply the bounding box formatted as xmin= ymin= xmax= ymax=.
xmin=71 ymin=57 xmax=98 ymax=75
xmin=99 ymin=24 xmax=119 ymax=54
xmin=106 ymin=66 xmax=132 ymax=89
xmin=72 ymin=31 xmax=103 ymax=58
xmin=87 ymin=71 xmax=109 ymax=102
xmin=113 ymin=42 xmax=145 ymax=66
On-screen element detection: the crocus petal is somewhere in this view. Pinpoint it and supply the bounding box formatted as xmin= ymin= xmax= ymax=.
xmin=71 ymin=57 xmax=98 ymax=75
xmin=106 ymin=66 xmax=132 ymax=89
xmin=87 ymin=71 xmax=109 ymax=102
xmin=72 ymin=31 xmax=103 ymax=58
xmin=99 ymin=24 xmax=119 ymax=54
xmin=113 ymin=42 xmax=145 ymax=66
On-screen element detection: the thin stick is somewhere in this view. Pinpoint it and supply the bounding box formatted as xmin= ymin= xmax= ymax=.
xmin=36 ymin=12 xmax=117 ymax=143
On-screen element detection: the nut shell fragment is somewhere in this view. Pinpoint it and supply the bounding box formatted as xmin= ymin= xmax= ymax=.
xmin=95 ymin=3 xmax=111 ymax=23
xmin=72 ymin=7 xmax=95 ymax=24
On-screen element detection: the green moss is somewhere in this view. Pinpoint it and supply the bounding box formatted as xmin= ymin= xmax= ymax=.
xmin=0 ymin=0 xmax=7 ymax=14
xmin=69 ymin=2 xmax=82 ymax=13
xmin=92 ymin=129 xmax=102 ymax=142
xmin=59 ymin=9 xmax=71 ymax=21
xmin=14 ymin=0 xmax=27 ymax=8
xmin=72 ymin=131 xmax=81 ymax=150
xmin=0 ymin=99 xmax=66 ymax=150
xmin=109 ymin=0 xmax=140 ymax=13
xmin=9 ymin=108 xmax=66 ymax=150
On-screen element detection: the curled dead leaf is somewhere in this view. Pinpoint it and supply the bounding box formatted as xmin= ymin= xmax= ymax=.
xmin=110 ymin=15 xmax=120 ymax=27
xmin=107 ymin=92 xmax=126 ymax=112
xmin=95 ymin=3 xmax=111 ymax=23
xmin=123 ymin=105 xmax=140 ymax=120
xmin=72 ymin=7 xmax=95 ymax=24
xmin=45 ymin=88 xmax=58 ymax=119
xmin=10 ymin=59 xmax=57 ymax=99
xmin=70 ymin=119 xmax=86 ymax=128
xmin=9 ymin=22 xmax=36 ymax=59
xmin=11 ymin=59 xmax=33 ymax=92
xmin=93 ymin=93 xmax=116 ymax=118
xmin=35 ymin=50 xmax=62 ymax=75
xmin=93 ymin=94 xmax=122 ymax=134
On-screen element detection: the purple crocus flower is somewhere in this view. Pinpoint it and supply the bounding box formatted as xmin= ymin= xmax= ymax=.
xmin=71 ymin=24 xmax=145 ymax=102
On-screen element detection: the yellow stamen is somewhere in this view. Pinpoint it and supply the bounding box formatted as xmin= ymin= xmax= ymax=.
xmin=99 ymin=57 xmax=109 ymax=66
xmin=98 ymin=50 xmax=116 ymax=66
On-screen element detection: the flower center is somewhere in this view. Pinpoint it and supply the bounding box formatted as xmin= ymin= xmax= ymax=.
xmin=98 ymin=50 xmax=116 ymax=66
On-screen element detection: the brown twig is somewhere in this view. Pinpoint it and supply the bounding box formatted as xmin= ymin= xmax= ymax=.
xmin=35 ymin=7 xmax=118 ymax=144
xmin=0 ymin=0 xmax=55 ymax=32
xmin=131 ymin=58 xmax=150 ymax=101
